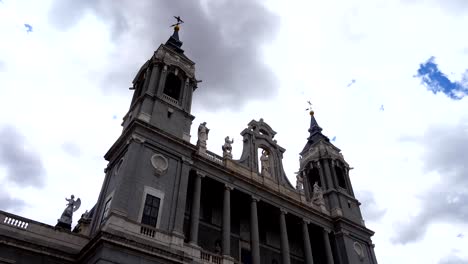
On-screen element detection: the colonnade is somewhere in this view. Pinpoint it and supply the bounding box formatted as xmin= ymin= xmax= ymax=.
xmin=188 ymin=172 xmax=335 ymax=264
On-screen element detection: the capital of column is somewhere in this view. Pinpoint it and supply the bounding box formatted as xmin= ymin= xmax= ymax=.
xmin=196 ymin=171 xmax=206 ymax=178
xmin=181 ymin=156 xmax=193 ymax=165
xmin=224 ymin=184 xmax=234 ymax=191
xmin=302 ymin=218 xmax=310 ymax=224
xmin=323 ymin=227 xmax=332 ymax=233
xmin=251 ymin=195 xmax=260 ymax=202
xmin=280 ymin=208 xmax=288 ymax=215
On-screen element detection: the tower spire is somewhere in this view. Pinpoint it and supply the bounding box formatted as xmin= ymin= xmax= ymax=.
xmin=300 ymin=105 xmax=330 ymax=155
xmin=166 ymin=16 xmax=184 ymax=53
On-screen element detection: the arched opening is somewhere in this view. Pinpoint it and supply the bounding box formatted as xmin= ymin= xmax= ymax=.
xmin=335 ymin=166 xmax=347 ymax=189
xmin=307 ymin=166 xmax=321 ymax=191
xmin=163 ymin=72 xmax=182 ymax=100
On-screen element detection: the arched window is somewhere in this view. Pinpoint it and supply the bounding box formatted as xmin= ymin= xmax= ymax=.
xmin=163 ymin=73 xmax=182 ymax=100
xmin=335 ymin=166 xmax=347 ymax=189
xmin=307 ymin=166 xmax=321 ymax=188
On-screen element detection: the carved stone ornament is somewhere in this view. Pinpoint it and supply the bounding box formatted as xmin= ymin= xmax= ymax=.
xmin=151 ymin=154 xmax=169 ymax=175
xmin=353 ymin=241 xmax=365 ymax=261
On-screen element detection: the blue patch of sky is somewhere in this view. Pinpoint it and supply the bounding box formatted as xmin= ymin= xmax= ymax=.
xmin=24 ymin=24 xmax=33 ymax=33
xmin=415 ymin=56 xmax=468 ymax=100
xmin=347 ymin=79 xmax=356 ymax=87
xmin=331 ymin=136 xmax=336 ymax=142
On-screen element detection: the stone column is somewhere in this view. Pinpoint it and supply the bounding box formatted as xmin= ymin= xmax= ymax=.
xmin=189 ymin=172 xmax=203 ymax=245
xmin=279 ymin=209 xmax=291 ymax=264
xmin=250 ymin=197 xmax=260 ymax=264
xmin=302 ymin=220 xmax=314 ymax=264
xmin=222 ymin=185 xmax=232 ymax=256
xmin=323 ymin=228 xmax=335 ymax=264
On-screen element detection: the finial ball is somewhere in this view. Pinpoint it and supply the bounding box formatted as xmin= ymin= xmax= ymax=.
xmin=309 ymin=110 xmax=314 ymax=116
xmin=174 ymin=25 xmax=180 ymax=31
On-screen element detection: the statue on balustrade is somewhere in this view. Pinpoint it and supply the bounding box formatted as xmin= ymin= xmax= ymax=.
xmin=222 ymin=136 xmax=234 ymax=159
xmin=56 ymin=195 xmax=81 ymax=230
xmin=197 ymin=122 xmax=209 ymax=152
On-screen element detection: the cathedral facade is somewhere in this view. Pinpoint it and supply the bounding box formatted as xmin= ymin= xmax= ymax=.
xmin=0 ymin=26 xmax=378 ymax=264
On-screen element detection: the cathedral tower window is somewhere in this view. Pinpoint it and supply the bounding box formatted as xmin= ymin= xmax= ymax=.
xmin=307 ymin=166 xmax=321 ymax=188
xmin=335 ymin=166 xmax=347 ymax=189
xmin=141 ymin=194 xmax=161 ymax=227
xmin=163 ymin=72 xmax=182 ymax=100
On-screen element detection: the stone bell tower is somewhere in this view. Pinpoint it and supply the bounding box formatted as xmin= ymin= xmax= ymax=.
xmin=298 ymin=110 xmax=364 ymax=223
xmin=87 ymin=23 xmax=200 ymax=244
xmin=122 ymin=23 xmax=198 ymax=142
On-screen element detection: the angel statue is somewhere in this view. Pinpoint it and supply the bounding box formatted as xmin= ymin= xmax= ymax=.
xmin=222 ymin=136 xmax=234 ymax=159
xmin=56 ymin=195 xmax=81 ymax=230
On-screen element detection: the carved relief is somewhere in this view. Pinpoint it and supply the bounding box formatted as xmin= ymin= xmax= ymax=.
xmin=353 ymin=241 xmax=365 ymax=261
xmin=151 ymin=154 xmax=169 ymax=175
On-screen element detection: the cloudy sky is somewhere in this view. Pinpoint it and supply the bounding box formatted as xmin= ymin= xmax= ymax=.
xmin=1 ymin=0 xmax=467 ymax=263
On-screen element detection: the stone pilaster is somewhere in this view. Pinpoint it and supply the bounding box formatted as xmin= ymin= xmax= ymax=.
xmin=172 ymin=157 xmax=192 ymax=238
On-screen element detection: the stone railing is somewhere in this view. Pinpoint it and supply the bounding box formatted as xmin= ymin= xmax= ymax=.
xmin=161 ymin=93 xmax=179 ymax=106
xmin=140 ymin=225 xmax=156 ymax=238
xmin=200 ymin=251 xmax=222 ymax=264
xmin=0 ymin=210 xmax=89 ymax=254
xmin=3 ymin=215 xmax=29 ymax=229
xmin=201 ymin=151 xmax=223 ymax=165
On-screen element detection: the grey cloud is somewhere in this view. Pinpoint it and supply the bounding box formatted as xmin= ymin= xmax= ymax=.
xmin=0 ymin=126 xmax=46 ymax=188
xmin=0 ymin=190 xmax=26 ymax=212
xmin=439 ymin=255 xmax=468 ymax=264
xmin=356 ymin=190 xmax=386 ymax=222
xmin=48 ymin=0 xmax=280 ymax=110
xmin=391 ymin=119 xmax=468 ymax=244
xmin=61 ymin=141 xmax=81 ymax=157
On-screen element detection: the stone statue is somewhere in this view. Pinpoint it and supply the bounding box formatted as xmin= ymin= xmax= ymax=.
xmin=260 ymin=150 xmax=271 ymax=177
xmin=56 ymin=195 xmax=81 ymax=230
xmin=312 ymin=182 xmax=325 ymax=206
xmin=197 ymin=122 xmax=209 ymax=152
xmin=296 ymin=173 xmax=304 ymax=190
xmin=222 ymin=136 xmax=234 ymax=159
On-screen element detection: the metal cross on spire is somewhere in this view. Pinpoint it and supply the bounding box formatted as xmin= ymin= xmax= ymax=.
xmin=305 ymin=100 xmax=313 ymax=112
xmin=170 ymin=16 xmax=184 ymax=27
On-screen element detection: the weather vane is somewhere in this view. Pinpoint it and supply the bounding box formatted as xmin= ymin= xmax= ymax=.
xmin=171 ymin=16 xmax=184 ymax=28
xmin=305 ymin=100 xmax=314 ymax=115
xmin=305 ymin=100 xmax=312 ymax=111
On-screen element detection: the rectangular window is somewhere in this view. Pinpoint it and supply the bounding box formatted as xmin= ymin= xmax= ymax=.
xmin=141 ymin=194 xmax=161 ymax=227
xmin=100 ymin=197 xmax=112 ymax=225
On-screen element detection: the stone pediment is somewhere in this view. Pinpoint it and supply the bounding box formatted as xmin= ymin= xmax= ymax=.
xmin=237 ymin=119 xmax=294 ymax=190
